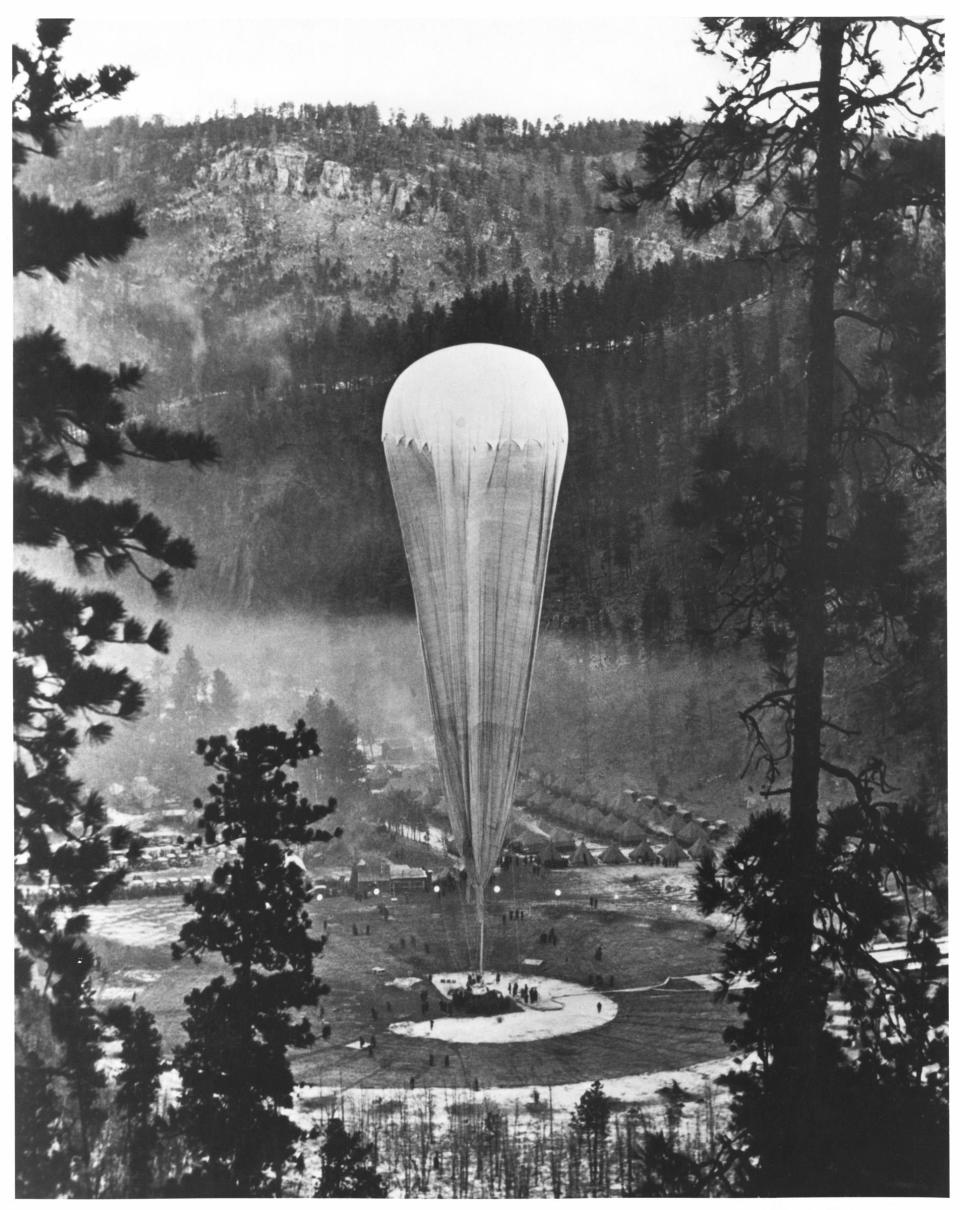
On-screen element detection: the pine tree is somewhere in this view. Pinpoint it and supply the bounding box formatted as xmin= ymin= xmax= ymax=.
xmin=605 ymin=18 xmax=944 ymax=1194
xmin=137 ymin=645 xmax=218 ymax=806
xmin=298 ymin=689 xmax=367 ymax=795
xmin=13 ymin=19 xmax=218 ymax=1194
xmin=209 ymin=667 xmax=240 ymax=730
xmin=571 ymin=1079 xmax=611 ymax=1193
xmin=167 ymin=644 xmax=206 ymax=715
xmin=100 ymin=1004 xmax=165 ymax=1196
xmin=171 ymin=722 xmax=340 ymax=1195
xmin=315 ymin=1117 xmax=388 ymax=1198
xmin=14 ymin=1033 xmax=72 ymax=1196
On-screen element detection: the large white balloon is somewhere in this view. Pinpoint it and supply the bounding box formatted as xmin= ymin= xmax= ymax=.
xmin=383 ymin=344 xmax=567 ymax=969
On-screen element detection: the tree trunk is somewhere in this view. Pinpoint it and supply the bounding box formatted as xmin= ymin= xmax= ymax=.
xmin=780 ymin=16 xmax=845 ymax=1192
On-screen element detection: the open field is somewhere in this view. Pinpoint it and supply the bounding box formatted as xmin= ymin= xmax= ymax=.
xmin=88 ymin=858 xmax=740 ymax=1096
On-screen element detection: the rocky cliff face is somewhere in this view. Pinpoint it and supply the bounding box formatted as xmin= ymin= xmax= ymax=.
xmin=25 ymin=118 xmax=750 ymax=355
xmin=197 ymin=143 xmax=433 ymax=221
xmin=20 ymin=120 xmax=771 ymax=418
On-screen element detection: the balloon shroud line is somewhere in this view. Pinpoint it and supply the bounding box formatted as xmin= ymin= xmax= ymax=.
xmin=383 ymin=344 xmax=568 ymax=974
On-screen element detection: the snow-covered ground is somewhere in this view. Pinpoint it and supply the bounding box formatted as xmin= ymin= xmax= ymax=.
xmin=154 ymin=1052 xmax=740 ymax=1197
xmin=384 ymin=975 xmax=423 ymax=991
xmin=84 ymin=899 xmax=192 ymax=947
xmin=293 ymin=1055 xmax=734 ymax=1131
xmin=389 ymin=970 xmax=617 ymax=1043
xmin=286 ymin=1054 xmax=740 ymax=1197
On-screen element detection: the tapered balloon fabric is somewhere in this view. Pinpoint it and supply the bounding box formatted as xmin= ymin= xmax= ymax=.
xmin=383 ymin=345 xmax=567 ymax=970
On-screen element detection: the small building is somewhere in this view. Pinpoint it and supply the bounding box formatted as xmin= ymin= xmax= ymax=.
xmin=348 ymin=860 xmax=429 ymax=895
xmin=380 ymin=738 xmax=418 ymax=766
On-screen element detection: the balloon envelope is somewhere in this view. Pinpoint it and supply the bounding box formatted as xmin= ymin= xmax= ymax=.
xmin=382 ymin=344 xmax=567 ymax=905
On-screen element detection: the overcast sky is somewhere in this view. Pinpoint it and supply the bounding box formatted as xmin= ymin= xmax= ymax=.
xmin=11 ymin=6 xmax=944 ymax=132
xmin=15 ymin=10 xmax=717 ymax=128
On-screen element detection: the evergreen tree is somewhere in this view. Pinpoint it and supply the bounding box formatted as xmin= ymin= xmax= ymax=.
xmin=298 ymin=689 xmax=367 ymax=794
xmin=571 ymin=1079 xmax=611 ymax=1193
xmin=171 ymin=722 xmax=340 ymax=1196
xmin=315 ymin=1117 xmax=388 ymax=1198
xmin=100 ymin=1004 xmax=165 ymax=1197
xmin=606 ymin=18 xmax=944 ymax=1194
xmin=144 ymin=645 xmax=216 ymax=804
xmin=15 ymin=1045 xmax=72 ymax=1197
xmin=13 ymin=20 xmax=218 ymax=1195
xmin=209 ymin=667 xmax=240 ymax=730
xmin=168 ymin=644 xmax=206 ymax=715
xmin=697 ymin=801 xmax=947 ymax=1195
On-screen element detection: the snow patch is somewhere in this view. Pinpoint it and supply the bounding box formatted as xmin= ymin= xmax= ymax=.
xmin=389 ymin=971 xmax=617 ymax=1043
xmin=385 ymin=976 xmax=424 ymax=991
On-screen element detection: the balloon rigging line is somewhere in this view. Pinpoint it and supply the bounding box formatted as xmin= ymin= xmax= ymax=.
xmin=382 ymin=345 xmax=567 ymax=974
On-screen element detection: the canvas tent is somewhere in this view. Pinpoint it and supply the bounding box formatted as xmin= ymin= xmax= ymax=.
xmin=629 ymin=840 xmax=659 ymax=865
xmin=570 ymin=841 xmax=598 ymax=867
xmin=678 ymin=821 xmax=709 ymax=848
xmin=618 ymin=819 xmax=647 ymax=846
xmin=658 ymin=838 xmax=686 ymax=867
xmin=537 ymin=839 xmax=568 ymax=868
xmin=599 ymin=844 xmax=628 ymax=865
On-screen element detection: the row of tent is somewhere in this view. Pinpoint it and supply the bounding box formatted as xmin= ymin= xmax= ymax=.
xmin=537 ymin=836 xmax=717 ymax=869
xmin=515 ymin=783 xmax=729 ymax=842
xmin=384 ymin=809 xmax=713 ymax=859
xmin=371 ymin=764 xmax=728 ymax=863
xmin=520 ymin=813 xmax=717 ymax=851
xmin=377 ymin=764 xmax=714 ymax=830
xmin=372 ymin=763 xmax=730 ymax=840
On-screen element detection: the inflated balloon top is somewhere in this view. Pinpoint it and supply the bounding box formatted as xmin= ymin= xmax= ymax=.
xmin=383 ymin=343 xmax=568 ymax=450
xmin=383 ymin=344 xmax=567 ymax=971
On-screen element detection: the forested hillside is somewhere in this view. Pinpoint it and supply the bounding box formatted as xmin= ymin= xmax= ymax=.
xmin=17 ymin=108 xmax=801 ymax=616
xmin=15 ymin=105 xmax=944 ymax=803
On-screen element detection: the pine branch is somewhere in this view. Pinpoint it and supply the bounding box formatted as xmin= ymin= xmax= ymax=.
xmin=13 ymin=192 xmax=146 ymax=282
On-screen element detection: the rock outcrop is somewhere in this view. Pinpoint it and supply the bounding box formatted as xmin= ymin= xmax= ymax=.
xmin=196 ymin=144 xmax=429 ymax=215
xmin=593 ymin=227 xmax=614 ymax=272
xmin=319 ymin=159 xmax=352 ymax=199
